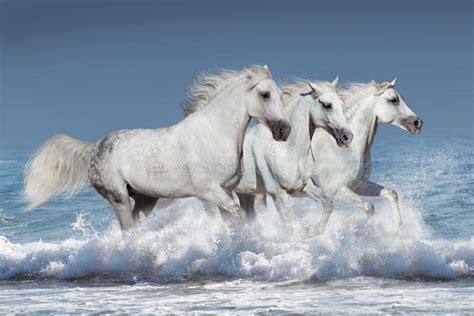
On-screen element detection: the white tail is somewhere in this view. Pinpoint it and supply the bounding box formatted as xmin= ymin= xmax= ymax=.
xmin=23 ymin=134 xmax=96 ymax=209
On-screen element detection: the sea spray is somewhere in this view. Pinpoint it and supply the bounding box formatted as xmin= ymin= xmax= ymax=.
xmin=1 ymin=197 xmax=473 ymax=281
xmin=1 ymin=138 xmax=473 ymax=293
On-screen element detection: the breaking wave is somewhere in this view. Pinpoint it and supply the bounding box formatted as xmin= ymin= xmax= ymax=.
xmin=1 ymin=198 xmax=473 ymax=282
xmin=1 ymin=137 xmax=472 ymax=283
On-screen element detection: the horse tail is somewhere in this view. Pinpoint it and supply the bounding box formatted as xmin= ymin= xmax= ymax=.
xmin=23 ymin=134 xmax=96 ymax=209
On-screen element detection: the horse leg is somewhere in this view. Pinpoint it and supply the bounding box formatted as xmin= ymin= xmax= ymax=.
xmin=95 ymin=184 xmax=134 ymax=231
xmin=197 ymin=198 xmax=223 ymax=219
xmin=300 ymin=180 xmax=333 ymax=236
xmin=155 ymin=198 xmax=176 ymax=209
xmin=254 ymin=192 xmax=267 ymax=213
xmin=236 ymin=192 xmax=256 ymax=220
xmin=198 ymin=192 xmax=236 ymax=220
xmin=269 ymin=189 xmax=293 ymax=232
xmin=335 ymin=186 xmax=375 ymax=218
xmin=357 ymin=181 xmax=401 ymax=232
xmin=218 ymin=189 xmax=239 ymax=220
xmin=131 ymin=193 xmax=158 ymax=223
xmin=200 ymin=186 xmax=247 ymax=220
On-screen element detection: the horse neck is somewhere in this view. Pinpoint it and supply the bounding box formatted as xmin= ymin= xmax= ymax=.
xmin=285 ymin=97 xmax=312 ymax=158
xmin=349 ymin=97 xmax=379 ymax=158
xmin=199 ymin=80 xmax=250 ymax=150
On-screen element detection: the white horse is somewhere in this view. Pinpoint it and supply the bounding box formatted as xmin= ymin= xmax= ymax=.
xmin=156 ymin=78 xmax=353 ymax=226
xmin=23 ymin=65 xmax=291 ymax=230
xmin=300 ymin=79 xmax=423 ymax=235
xmin=213 ymin=78 xmax=353 ymax=227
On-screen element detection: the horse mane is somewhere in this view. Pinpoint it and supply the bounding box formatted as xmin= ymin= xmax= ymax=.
xmin=339 ymin=82 xmax=377 ymax=119
xmin=282 ymin=80 xmax=337 ymax=107
xmin=182 ymin=65 xmax=271 ymax=117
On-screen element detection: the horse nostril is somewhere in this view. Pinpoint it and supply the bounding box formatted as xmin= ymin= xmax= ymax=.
xmin=414 ymin=118 xmax=423 ymax=129
xmin=340 ymin=130 xmax=353 ymax=145
xmin=280 ymin=122 xmax=291 ymax=138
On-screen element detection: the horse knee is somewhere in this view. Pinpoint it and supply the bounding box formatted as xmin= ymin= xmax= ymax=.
xmin=322 ymin=198 xmax=333 ymax=211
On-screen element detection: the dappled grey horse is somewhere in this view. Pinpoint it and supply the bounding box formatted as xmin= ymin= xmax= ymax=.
xmin=24 ymin=65 xmax=290 ymax=230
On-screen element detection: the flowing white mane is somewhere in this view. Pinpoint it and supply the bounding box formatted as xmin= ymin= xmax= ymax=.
xmin=182 ymin=65 xmax=271 ymax=117
xmin=282 ymin=80 xmax=337 ymax=108
xmin=340 ymin=81 xmax=396 ymax=119
xmin=339 ymin=83 xmax=376 ymax=119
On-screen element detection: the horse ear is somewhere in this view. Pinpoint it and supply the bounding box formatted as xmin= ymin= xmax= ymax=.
xmin=331 ymin=76 xmax=339 ymax=87
xmin=372 ymin=80 xmax=385 ymax=96
xmin=308 ymin=81 xmax=321 ymax=97
xmin=244 ymin=68 xmax=252 ymax=78
xmin=390 ymin=77 xmax=397 ymax=87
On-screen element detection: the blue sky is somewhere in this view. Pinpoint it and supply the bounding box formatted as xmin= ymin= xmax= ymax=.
xmin=1 ymin=0 xmax=472 ymax=149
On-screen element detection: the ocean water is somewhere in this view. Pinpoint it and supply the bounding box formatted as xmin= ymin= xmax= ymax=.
xmin=0 ymin=136 xmax=473 ymax=313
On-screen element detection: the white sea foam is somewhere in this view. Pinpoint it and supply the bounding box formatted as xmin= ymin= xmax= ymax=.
xmin=0 ymin=198 xmax=472 ymax=282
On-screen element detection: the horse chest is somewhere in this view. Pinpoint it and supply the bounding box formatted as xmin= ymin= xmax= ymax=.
xmin=286 ymin=178 xmax=307 ymax=195
xmin=276 ymin=161 xmax=309 ymax=194
xmin=348 ymin=158 xmax=372 ymax=190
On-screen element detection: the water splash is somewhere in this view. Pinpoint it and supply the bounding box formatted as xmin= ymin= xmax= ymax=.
xmin=0 ymin=198 xmax=472 ymax=282
xmin=0 ymin=137 xmax=472 ymax=282
xmin=70 ymin=211 xmax=97 ymax=239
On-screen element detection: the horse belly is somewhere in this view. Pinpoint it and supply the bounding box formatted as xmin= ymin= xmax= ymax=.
xmin=120 ymin=134 xmax=196 ymax=198
xmin=122 ymin=153 xmax=196 ymax=197
xmin=128 ymin=175 xmax=194 ymax=198
xmin=313 ymin=155 xmax=357 ymax=190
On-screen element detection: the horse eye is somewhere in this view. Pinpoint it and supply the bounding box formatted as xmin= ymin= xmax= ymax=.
xmin=319 ymin=100 xmax=332 ymax=110
xmin=260 ymin=92 xmax=270 ymax=100
xmin=389 ymin=96 xmax=399 ymax=104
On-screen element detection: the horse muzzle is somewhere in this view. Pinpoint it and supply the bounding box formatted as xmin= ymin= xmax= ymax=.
xmin=402 ymin=116 xmax=423 ymax=134
xmin=335 ymin=128 xmax=353 ymax=147
xmin=269 ymin=120 xmax=291 ymax=142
